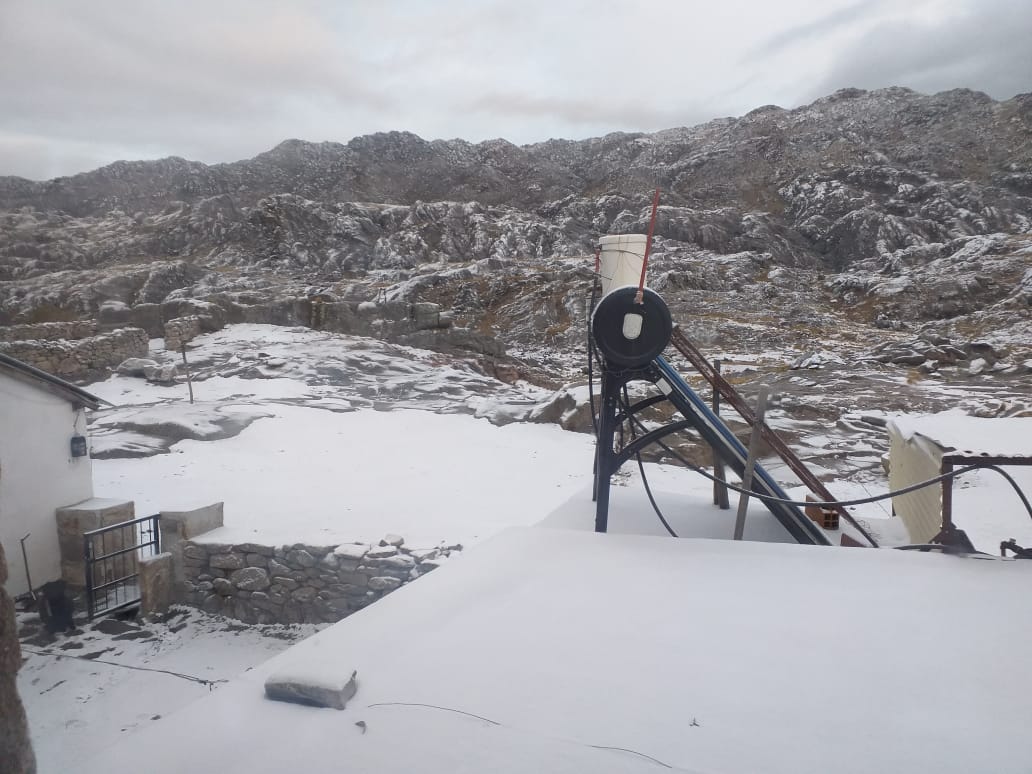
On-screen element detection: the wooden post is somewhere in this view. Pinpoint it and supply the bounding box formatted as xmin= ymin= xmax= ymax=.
xmin=180 ymin=344 xmax=194 ymax=405
xmin=733 ymin=385 xmax=770 ymax=540
xmin=712 ymin=359 xmax=730 ymax=510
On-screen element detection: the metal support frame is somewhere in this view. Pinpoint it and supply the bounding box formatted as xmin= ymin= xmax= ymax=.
xmin=933 ymin=454 xmax=1032 ymax=551
xmin=669 ymin=326 xmax=878 ymax=547
xmin=593 ymin=366 xmax=654 ymax=533
xmin=591 ymin=355 xmax=831 ymax=545
xmin=733 ymin=385 xmax=770 ymax=540
xmin=712 ymin=359 xmax=730 ymax=510
xmin=83 ymin=514 xmax=161 ymax=620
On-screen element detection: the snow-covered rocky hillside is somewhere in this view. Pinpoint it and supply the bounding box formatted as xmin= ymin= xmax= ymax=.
xmin=7 ymin=86 xmax=1032 ymax=774
xmin=1 ymin=87 xmax=1029 ymax=356
xmin=2 ymin=86 xmax=1030 ymax=539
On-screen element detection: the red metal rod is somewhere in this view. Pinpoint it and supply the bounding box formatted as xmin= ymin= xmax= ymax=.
xmin=593 ymin=247 xmax=601 ymax=273
xmin=636 ymin=188 xmax=660 ymax=303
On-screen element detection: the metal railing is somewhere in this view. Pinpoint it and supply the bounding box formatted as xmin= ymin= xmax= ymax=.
xmin=83 ymin=514 xmax=160 ymax=620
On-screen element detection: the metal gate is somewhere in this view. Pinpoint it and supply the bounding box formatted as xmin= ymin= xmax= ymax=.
xmin=83 ymin=514 xmax=160 ymax=620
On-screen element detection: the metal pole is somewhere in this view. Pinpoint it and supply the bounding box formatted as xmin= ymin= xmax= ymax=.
xmin=634 ymin=188 xmax=661 ymax=305
xmin=733 ymin=385 xmax=770 ymax=540
xmin=19 ymin=533 xmax=35 ymax=601
xmin=712 ymin=359 xmax=730 ymax=510
xmin=940 ymin=457 xmax=954 ymax=540
xmin=594 ymin=371 xmax=621 ymax=533
xmin=670 ymin=327 xmax=877 ymax=547
xmin=84 ymin=534 xmax=95 ymax=620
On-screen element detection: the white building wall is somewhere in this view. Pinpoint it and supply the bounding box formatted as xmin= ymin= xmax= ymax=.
xmin=0 ymin=374 xmax=94 ymax=597
xmin=887 ymin=423 xmax=944 ymax=544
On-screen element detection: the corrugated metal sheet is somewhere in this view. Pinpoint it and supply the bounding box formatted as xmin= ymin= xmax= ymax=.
xmin=888 ymin=415 xmax=1032 ymax=458
xmin=888 ymin=425 xmax=944 ymax=543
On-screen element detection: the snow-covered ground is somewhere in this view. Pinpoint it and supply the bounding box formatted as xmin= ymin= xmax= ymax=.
xmin=87 ymin=324 xmax=803 ymax=549
xmin=95 ymin=406 xmax=598 ymax=547
xmin=76 ymin=527 xmax=1032 ymax=774
xmin=17 ymin=607 xmax=318 ymax=772
xmin=82 ymin=323 xmax=1031 ymax=552
xmin=84 ymin=324 xmax=599 ymax=546
xmin=19 ymin=323 xmax=1032 ymax=772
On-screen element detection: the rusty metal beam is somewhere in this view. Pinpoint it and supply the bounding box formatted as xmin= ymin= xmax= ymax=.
xmin=669 ymin=326 xmax=879 ymax=547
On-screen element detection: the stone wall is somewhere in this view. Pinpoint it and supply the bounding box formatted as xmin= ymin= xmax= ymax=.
xmin=1 ymin=294 xmax=503 ymax=369
xmin=99 ymin=299 xmax=226 ymax=339
xmin=0 ymin=320 xmax=98 ymax=342
xmin=163 ymin=315 xmax=202 ymax=352
xmin=179 ymin=535 xmax=460 ymax=625
xmin=0 ymin=327 xmax=149 ymax=380
xmin=300 ymin=298 xmax=505 ymax=358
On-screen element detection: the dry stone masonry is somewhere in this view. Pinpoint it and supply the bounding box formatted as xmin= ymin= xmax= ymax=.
xmin=0 ymin=326 xmax=148 ymax=380
xmin=163 ymin=315 xmax=202 ymax=352
xmin=0 ymin=320 xmax=98 ymax=342
xmin=179 ymin=535 xmax=460 ymax=625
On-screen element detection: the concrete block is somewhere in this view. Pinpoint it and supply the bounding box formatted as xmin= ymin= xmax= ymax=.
xmin=55 ymin=498 xmax=135 ymax=586
xmin=160 ymin=502 xmax=224 ymax=541
xmin=139 ymin=553 xmax=174 ymax=617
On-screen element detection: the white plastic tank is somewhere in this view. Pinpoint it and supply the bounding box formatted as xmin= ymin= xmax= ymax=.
xmin=598 ymin=234 xmax=648 ymax=295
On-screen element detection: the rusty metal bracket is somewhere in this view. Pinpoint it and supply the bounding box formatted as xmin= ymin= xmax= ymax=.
xmin=669 ymin=326 xmax=879 ymax=547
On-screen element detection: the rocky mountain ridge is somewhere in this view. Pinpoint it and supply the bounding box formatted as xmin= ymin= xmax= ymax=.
xmin=0 ymin=86 xmax=1029 ymax=383
xmin=3 ymin=87 xmax=1031 ymax=215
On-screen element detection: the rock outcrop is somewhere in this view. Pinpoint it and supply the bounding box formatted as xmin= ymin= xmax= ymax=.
xmin=0 ymin=86 xmax=1028 ymax=374
xmin=0 ymin=542 xmax=37 ymax=774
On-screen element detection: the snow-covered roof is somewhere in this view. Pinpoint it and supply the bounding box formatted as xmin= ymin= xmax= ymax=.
xmin=80 ymin=527 xmax=1032 ymax=774
xmin=0 ymin=351 xmax=106 ymax=410
xmin=887 ymin=412 xmax=1032 ymax=459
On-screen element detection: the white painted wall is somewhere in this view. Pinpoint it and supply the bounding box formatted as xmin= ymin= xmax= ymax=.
xmin=0 ymin=373 xmax=94 ymax=597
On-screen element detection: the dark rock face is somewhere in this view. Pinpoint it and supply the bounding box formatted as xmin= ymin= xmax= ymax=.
xmin=0 ymin=86 xmax=1029 ymax=365
xmin=0 ymin=543 xmax=37 ymax=774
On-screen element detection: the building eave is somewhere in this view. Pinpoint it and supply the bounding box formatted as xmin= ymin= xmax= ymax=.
xmin=0 ymin=352 xmax=110 ymax=410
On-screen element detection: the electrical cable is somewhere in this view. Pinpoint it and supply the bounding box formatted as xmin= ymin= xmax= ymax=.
xmin=622 ymin=383 xmax=678 ymax=537
xmin=367 ymin=701 xmax=679 ymax=769
xmin=21 ymin=646 xmax=227 ymax=690
xmin=621 ymin=409 xmax=1032 ymax=521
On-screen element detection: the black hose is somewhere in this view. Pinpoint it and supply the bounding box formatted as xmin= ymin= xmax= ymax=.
xmin=624 ymin=410 xmax=1032 ymax=521
xmin=622 ymin=383 xmax=678 ymax=537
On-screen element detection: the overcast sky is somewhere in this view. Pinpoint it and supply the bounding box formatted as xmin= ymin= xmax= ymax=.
xmin=1 ymin=0 xmax=1029 ymax=180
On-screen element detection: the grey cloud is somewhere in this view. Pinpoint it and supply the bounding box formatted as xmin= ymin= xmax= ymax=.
xmin=0 ymin=1 xmax=392 ymax=177
xmin=744 ymin=0 xmax=882 ymax=61
xmin=1 ymin=2 xmax=389 ymax=116
xmin=804 ymin=0 xmax=1032 ymax=101
xmin=462 ymin=92 xmax=711 ymax=135
xmin=1 ymin=0 xmax=1029 ymax=180
xmin=0 ymin=133 xmax=125 ymax=181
